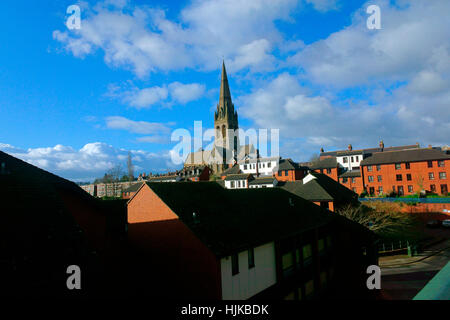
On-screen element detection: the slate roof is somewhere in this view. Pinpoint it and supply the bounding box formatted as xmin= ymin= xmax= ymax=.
xmin=123 ymin=182 xmax=144 ymax=193
xmin=277 ymin=158 xmax=306 ymax=171
xmin=360 ymin=148 xmax=450 ymax=166
xmin=309 ymin=157 xmax=337 ymax=170
xmin=320 ymin=144 xmax=420 ymax=157
xmin=339 ymin=170 xmax=361 ymax=178
xmin=144 ymin=182 xmax=338 ymax=257
xmin=224 ymin=173 xmax=252 ymax=181
xmin=221 ymin=164 xmax=242 ymax=176
xmin=148 ymin=175 xmax=179 ymax=182
xmin=248 ymin=177 xmax=276 ymax=185
xmin=280 ymin=172 xmax=358 ymax=204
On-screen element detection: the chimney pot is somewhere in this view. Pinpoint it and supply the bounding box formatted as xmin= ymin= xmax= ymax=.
xmin=348 ymin=144 xmax=352 ymax=151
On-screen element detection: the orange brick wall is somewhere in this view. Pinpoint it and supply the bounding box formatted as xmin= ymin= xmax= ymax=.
xmin=313 ymin=167 xmax=338 ymax=181
xmin=313 ymin=201 xmax=335 ymax=212
xmin=128 ymin=184 xmax=178 ymax=223
xmin=401 ymin=203 xmax=450 ymax=215
xmin=127 ymin=184 xmax=222 ymax=299
xmin=362 ymin=159 xmax=450 ymax=195
xmin=274 ymin=169 xmax=305 ymax=181
xmin=339 ymin=176 xmax=365 ymax=195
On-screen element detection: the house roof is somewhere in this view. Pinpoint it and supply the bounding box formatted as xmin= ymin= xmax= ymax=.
xmin=224 ymin=173 xmax=252 ymax=181
xmin=320 ymin=144 xmax=420 ymax=157
xmin=309 ymin=157 xmax=337 ymax=170
xmin=360 ymin=148 xmax=450 ymax=166
xmin=248 ymin=177 xmax=276 ymax=185
xmin=221 ymin=164 xmax=242 ymax=176
xmin=280 ymin=172 xmax=358 ymax=204
xmin=143 ymin=182 xmax=344 ymax=257
xmin=339 ymin=170 xmax=361 ymax=178
xmin=122 ymin=182 xmax=144 ymax=193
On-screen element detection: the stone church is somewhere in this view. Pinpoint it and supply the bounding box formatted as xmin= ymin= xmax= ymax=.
xmin=184 ymin=62 xmax=256 ymax=174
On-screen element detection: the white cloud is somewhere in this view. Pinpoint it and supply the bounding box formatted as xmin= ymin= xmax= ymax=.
xmin=53 ymin=0 xmax=300 ymax=76
xmin=105 ymin=116 xmax=172 ymax=134
xmin=168 ymin=82 xmax=206 ymax=104
xmin=0 ymin=142 xmax=178 ymax=182
xmin=304 ymin=0 xmax=339 ymax=12
xmin=124 ymin=86 xmax=169 ymax=108
xmin=110 ymin=81 xmax=206 ymax=108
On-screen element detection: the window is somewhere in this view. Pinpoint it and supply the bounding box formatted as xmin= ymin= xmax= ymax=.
xmin=248 ymin=248 xmax=255 ymax=269
xmin=439 ymin=172 xmax=447 ymax=180
xmin=231 ymin=181 xmax=235 ymax=188
xmin=285 ymin=170 xmax=289 ymax=176
xmin=441 ymin=184 xmax=448 ymax=194
xmin=342 ymin=177 xmax=348 ymax=183
xmin=303 ymin=244 xmax=312 ymax=265
xmin=352 ymin=187 xmax=357 ymax=192
xmin=395 ymin=163 xmax=402 ymax=170
xmin=327 ymin=168 xmax=331 ymax=174
xmin=408 ymin=185 xmax=413 ymax=193
xmin=351 ymin=177 xmax=356 ymax=183
xmin=305 ymin=280 xmax=314 ymax=297
xmin=244 ymin=164 xmax=247 ymax=170
xmin=356 ymin=156 xmax=359 ymax=162
xmin=438 ymin=160 xmax=445 ymax=168
xmin=368 ymin=176 xmax=374 ymax=182
xmin=318 ymin=239 xmax=325 ymax=253
xmin=378 ymin=186 xmax=383 ymax=194
xmin=278 ymin=170 xmax=282 ymax=176
xmin=430 ymin=184 xmax=436 ymax=192
xmin=237 ymin=180 xmax=241 ymax=188
xmin=396 ymin=174 xmax=402 ymax=181
xmin=231 ymin=254 xmax=239 ymax=275
xmin=282 ymin=252 xmax=294 ymax=271
xmin=398 ymin=186 xmax=404 ymax=196
xmin=407 ymin=174 xmax=412 ymax=181
xmin=268 ymin=162 xmax=271 ymax=168
xmin=429 ymin=172 xmax=435 ymax=180
xmin=343 ymin=157 xmax=348 ymax=163
xmin=376 ymin=165 xmax=381 ymax=171
xmin=377 ymin=175 xmax=382 ymax=182
xmin=351 ymin=157 xmax=354 ymax=163
xmin=367 ymin=165 xmax=373 ymax=172
xmin=405 ymin=162 xmax=410 ymax=169
xmin=428 ymin=161 xmax=433 ymax=168
xmin=369 ymin=187 xmax=375 ymax=195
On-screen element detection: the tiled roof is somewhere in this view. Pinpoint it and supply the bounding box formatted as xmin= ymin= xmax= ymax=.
xmin=248 ymin=177 xmax=276 ymax=185
xmin=143 ymin=182 xmax=364 ymax=257
xmin=224 ymin=173 xmax=252 ymax=181
xmin=309 ymin=157 xmax=337 ymax=170
xmin=221 ymin=164 xmax=241 ymax=176
xmin=339 ymin=170 xmax=361 ymax=178
xmin=122 ymin=182 xmax=144 ymax=193
xmin=360 ymin=148 xmax=450 ymax=166
xmin=280 ymin=172 xmax=358 ymax=204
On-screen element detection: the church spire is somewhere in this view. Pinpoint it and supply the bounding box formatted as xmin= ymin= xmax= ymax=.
xmin=219 ymin=60 xmax=232 ymax=106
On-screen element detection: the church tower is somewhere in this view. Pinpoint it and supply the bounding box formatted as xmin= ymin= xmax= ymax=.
xmin=214 ymin=61 xmax=239 ymax=169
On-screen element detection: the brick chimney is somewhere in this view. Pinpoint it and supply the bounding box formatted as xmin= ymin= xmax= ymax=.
xmin=348 ymin=144 xmax=352 ymax=151
xmin=320 ymin=147 xmax=324 ymax=153
xmin=379 ymin=140 xmax=384 ymax=151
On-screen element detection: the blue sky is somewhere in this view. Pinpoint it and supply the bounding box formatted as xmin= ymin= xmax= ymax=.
xmin=1 ymin=0 xmax=449 ymax=181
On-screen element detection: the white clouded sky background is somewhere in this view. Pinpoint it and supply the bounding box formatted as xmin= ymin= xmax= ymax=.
xmin=1 ymin=0 xmax=449 ymax=181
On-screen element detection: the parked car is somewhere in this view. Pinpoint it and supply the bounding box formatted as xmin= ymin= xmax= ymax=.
xmin=442 ymin=219 xmax=450 ymax=228
xmin=426 ymin=220 xmax=442 ymax=228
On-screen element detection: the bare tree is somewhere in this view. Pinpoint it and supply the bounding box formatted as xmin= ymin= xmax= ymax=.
xmin=309 ymin=153 xmax=320 ymax=165
xmin=127 ymin=151 xmax=134 ymax=182
xmin=107 ymin=164 xmax=124 ymax=197
xmin=336 ymin=203 xmax=419 ymax=238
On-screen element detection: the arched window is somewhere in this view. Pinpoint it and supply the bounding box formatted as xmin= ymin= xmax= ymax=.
xmin=222 ymin=125 xmax=226 ymax=140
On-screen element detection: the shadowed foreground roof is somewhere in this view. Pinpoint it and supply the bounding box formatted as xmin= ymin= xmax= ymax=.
xmin=142 ymin=181 xmax=369 ymax=257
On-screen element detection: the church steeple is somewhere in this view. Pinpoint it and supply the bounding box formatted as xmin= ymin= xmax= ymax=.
xmin=214 ymin=61 xmax=239 ymax=173
xmin=215 ymin=61 xmax=237 ymax=121
xmin=219 ymin=61 xmax=232 ymax=106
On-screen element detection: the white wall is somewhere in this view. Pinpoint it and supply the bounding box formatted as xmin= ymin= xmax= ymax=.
xmin=336 ymin=154 xmax=363 ymax=171
xmin=240 ymin=159 xmax=279 ymax=176
xmin=221 ymin=242 xmax=277 ymax=300
xmin=224 ymin=179 xmax=247 ymax=189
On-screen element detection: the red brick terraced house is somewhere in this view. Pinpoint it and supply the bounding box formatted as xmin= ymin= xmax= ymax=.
xmin=126 ymin=182 xmax=378 ymax=300
xmin=273 ymin=158 xmax=308 ymax=182
xmin=360 ymin=148 xmax=450 ymax=196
